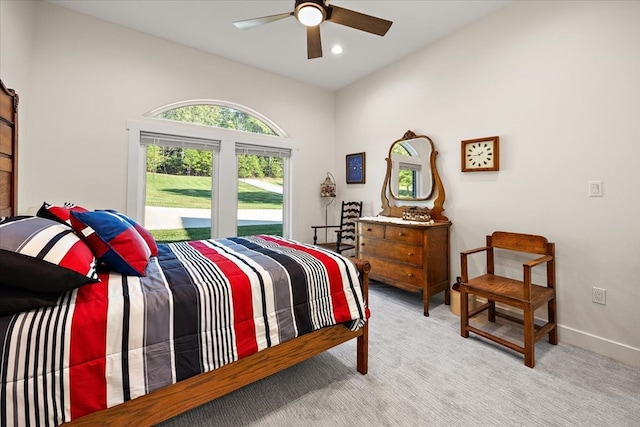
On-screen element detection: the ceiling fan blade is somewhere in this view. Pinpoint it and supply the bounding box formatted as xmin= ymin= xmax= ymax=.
xmin=307 ymin=25 xmax=323 ymax=59
xmin=233 ymin=12 xmax=292 ymax=30
xmin=327 ymin=5 xmax=392 ymax=36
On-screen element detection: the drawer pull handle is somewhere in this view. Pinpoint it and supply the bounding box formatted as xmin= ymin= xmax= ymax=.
xmin=406 ymin=273 xmax=414 ymax=278
xmin=407 ymin=252 xmax=414 ymax=257
xmin=398 ymin=232 xmax=404 ymax=236
xmin=366 ymin=228 xmax=372 ymax=232
xmin=360 ymin=243 xmax=365 ymax=246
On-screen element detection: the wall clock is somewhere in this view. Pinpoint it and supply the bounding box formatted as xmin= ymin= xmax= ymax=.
xmin=461 ymin=136 xmax=500 ymax=172
xmin=346 ymin=152 xmax=366 ymax=184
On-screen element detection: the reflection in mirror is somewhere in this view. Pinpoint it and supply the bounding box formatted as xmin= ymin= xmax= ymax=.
xmin=380 ymin=130 xmax=448 ymax=221
xmin=390 ymin=138 xmax=433 ymax=200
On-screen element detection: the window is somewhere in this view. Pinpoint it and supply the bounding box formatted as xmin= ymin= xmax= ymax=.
xmin=391 ymin=141 xmax=424 ymax=199
xmin=141 ymin=132 xmax=218 ymax=242
xmin=127 ymin=101 xmax=295 ymax=242
xmin=156 ymin=103 xmax=277 ymax=136
xmin=236 ymin=143 xmax=290 ymax=238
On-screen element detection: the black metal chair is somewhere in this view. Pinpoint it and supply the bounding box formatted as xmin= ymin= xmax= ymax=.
xmin=311 ymin=201 xmax=363 ymax=254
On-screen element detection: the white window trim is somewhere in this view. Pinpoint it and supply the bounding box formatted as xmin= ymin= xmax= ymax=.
xmin=126 ymin=117 xmax=297 ymax=239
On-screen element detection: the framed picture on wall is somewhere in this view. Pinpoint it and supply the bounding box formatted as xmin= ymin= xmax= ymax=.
xmin=346 ymin=152 xmax=366 ymax=184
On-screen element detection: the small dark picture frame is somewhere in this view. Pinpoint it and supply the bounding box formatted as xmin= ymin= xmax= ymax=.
xmin=346 ymin=152 xmax=366 ymax=184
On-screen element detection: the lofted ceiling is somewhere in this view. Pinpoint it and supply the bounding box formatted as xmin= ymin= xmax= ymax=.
xmin=47 ymin=1 xmax=511 ymax=91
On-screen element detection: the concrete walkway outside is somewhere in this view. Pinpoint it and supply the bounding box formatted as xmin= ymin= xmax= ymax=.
xmin=239 ymin=178 xmax=283 ymax=194
xmin=145 ymin=206 xmax=282 ymax=230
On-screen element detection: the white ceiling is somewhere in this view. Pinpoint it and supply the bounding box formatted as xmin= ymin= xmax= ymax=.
xmin=47 ymin=1 xmax=511 ymax=91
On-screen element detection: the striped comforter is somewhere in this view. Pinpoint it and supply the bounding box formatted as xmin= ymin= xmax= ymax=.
xmin=0 ymin=235 xmax=367 ymax=427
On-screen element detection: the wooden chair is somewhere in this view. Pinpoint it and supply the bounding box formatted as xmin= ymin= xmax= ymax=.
xmin=459 ymin=231 xmax=557 ymax=368
xmin=312 ymin=201 xmax=363 ymax=254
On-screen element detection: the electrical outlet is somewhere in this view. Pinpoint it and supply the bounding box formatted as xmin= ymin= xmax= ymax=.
xmin=589 ymin=181 xmax=603 ymax=197
xmin=592 ymin=287 xmax=606 ymax=305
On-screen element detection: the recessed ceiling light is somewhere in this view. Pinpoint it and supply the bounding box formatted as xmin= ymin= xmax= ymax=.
xmin=331 ymin=45 xmax=343 ymax=55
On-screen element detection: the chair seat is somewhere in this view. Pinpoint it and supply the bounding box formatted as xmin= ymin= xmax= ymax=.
xmin=336 ymin=243 xmax=355 ymax=252
xmin=317 ymin=242 xmax=356 ymax=252
xmin=464 ymin=274 xmax=555 ymax=308
xmin=316 ymin=242 xmax=336 ymax=250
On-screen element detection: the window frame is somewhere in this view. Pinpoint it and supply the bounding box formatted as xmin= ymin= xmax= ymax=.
xmin=127 ymin=110 xmax=296 ymax=239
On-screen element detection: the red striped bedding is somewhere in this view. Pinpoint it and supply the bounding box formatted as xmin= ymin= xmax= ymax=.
xmin=0 ymin=235 xmax=367 ymax=426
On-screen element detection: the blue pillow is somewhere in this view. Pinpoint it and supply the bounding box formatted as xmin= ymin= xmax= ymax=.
xmin=70 ymin=211 xmax=151 ymax=276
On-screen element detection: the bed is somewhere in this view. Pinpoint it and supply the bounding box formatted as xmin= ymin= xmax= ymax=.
xmin=0 ymin=80 xmax=370 ymax=427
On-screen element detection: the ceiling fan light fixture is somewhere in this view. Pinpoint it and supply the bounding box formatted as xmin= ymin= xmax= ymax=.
xmin=295 ymin=1 xmax=326 ymax=27
xmin=234 ymin=0 xmax=392 ymax=60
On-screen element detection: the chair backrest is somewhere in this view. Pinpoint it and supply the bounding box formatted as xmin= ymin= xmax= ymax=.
xmin=486 ymin=231 xmax=555 ymax=282
xmin=339 ymin=201 xmax=363 ymax=243
xmin=488 ymin=231 xmax=552 ymax=255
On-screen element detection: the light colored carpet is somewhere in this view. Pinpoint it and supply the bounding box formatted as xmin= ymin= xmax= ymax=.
xmin=160 ymin=282 xmax=640 ymax=426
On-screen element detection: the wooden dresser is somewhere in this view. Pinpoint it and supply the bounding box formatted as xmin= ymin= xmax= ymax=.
xmin=356 ymin=217 xmax=451 ymax=316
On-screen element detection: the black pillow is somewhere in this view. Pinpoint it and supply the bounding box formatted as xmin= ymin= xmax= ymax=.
xmin=0 ymin=286 xmax=61 ymax=317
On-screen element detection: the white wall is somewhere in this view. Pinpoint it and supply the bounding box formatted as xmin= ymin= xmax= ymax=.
xmin=0 ymin=0 xmax=336 ymax=241
xmin=0 ymin=0 xmax=36 ymax=189
xmin=0 ymin=0 xmax=34 ymax=98
xmin=336 ymin=1 xmax=640 ymax=366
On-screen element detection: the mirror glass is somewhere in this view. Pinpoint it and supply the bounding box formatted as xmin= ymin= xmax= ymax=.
xmin=389 ymin=137 xmax=434 ymax=200
xmin=380 ymin=130 xmax=447 ymax=221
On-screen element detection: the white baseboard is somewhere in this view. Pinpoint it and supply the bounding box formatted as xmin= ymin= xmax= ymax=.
xmin=559 ymin=324 xmax=640 ymax=367
xmin=484 ymin=302 xmax=639 ymax=367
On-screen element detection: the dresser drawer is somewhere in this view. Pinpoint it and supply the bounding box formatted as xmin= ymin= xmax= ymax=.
xmin=367 ymin=257 xmax=423 ymax=289
xmin=384 ymin=225 xmax=423 ymax=244
xmin=358 ymin=237 xmax=423 ymax=266
xmin=358 ymin=222 xmax=385 ymax=238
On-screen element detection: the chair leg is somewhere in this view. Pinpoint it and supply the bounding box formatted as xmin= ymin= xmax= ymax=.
xmin=460 ymin=287 xmax=469 ymax=338
xmin=422 ymin=292 xmax=430 ymax=317
xmin=548 ymin=298 xmax=558 ymax=345
xmin=523 ymin=307 xmax=535 ymax=368
xmin=488 ymin=300 xmax=496 ymax=322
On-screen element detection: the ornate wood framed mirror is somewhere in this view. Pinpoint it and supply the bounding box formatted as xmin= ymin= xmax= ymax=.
xmin=380 ymin=130 xmax=448 ymax=221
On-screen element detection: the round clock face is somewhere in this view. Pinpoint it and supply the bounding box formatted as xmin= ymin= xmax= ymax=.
xmin=465 ymin=141 xmax=494 ymax=169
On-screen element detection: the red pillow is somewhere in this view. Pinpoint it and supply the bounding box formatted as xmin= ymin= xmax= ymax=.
xmin=37 ymin=202 xmax=89 ymax=225
xmin=104 ymin=210 xmax=158 ymax=257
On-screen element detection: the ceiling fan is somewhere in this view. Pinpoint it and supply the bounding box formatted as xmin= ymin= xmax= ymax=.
xmin=233 ymin=0 xmax=393 ymax=60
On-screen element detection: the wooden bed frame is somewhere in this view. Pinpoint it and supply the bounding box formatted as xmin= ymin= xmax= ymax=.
xmin=0 ymin=80 xmax=18 ymax=218
xmin=0 ymin=80 xmax=371 ymax=426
